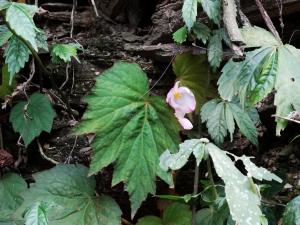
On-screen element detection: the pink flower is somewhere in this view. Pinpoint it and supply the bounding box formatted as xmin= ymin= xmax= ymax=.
xmin=166 ymin=81 xmax=196 ymax=130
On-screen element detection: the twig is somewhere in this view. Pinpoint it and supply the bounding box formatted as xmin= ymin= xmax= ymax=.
xmin=254 ymin=0 xmax=282 ymax=43
xmin=192 ymin=162 xmax=200 ymax=225
xmin=60 ymin=63 xmax=70 ymax=89
xmin=272 ymin=114 xmax=300 ymax=124
xmin=37 ymin=140 xmax=59 ymax=165
xmin=70 ymin=0 xmax=77 ymax=38
xmin=64 ymin=135 xmax=78 ymax=164
xmin=90 ymin=0 xmax=99 ymax=17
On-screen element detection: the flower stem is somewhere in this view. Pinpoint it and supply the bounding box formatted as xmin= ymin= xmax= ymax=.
xmin=192 ymin=162 xmax=200 ymax=225
xmin=207 ymin=158 xmax=218 ymax=199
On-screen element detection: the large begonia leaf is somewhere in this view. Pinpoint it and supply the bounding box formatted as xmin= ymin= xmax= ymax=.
xmin=75 ymin=62 xmax=180 ymax=217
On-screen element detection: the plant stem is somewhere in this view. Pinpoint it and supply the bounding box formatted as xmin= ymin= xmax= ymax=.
xmin=207 ymin=158 xmax=218 ymax=199
xmin=121 ymin=218 xmax=134 ymax=225
xmin=4 ymin=18 xmax=77 ymax=116
xmin=192 ymin=162 xmax=200 ymax=225
xmin=254 ymin=0 xmax=282 ymax=43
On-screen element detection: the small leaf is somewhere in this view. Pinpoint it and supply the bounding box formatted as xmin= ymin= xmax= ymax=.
xmin=199 ymin=0 xmax=221 ymax=25
xmin=182 ymin=0 xmax=198 ymax=30
xmin=241 ymin=26 xmax=280 ymax=48
xmin=201 ymin=100 xmax=227 ymax=145
xmin=208 ymin=29 xmax=223 ymax=70
xmin=4 ymin=36 xmax=30 ymax=84
xmin=192 ymin=22 xmax=211 ymax=44
xmin=0 ymin=25 xmax=12 ymax=46
xmin=75 ymin=62 xmax=180 ymax=217
xmin=228 ymin=102 xmax=258 ymax=145
xmin=0 ymin=65 xmax=17 ymax=99
xmin=283 ymin=196 xmax=300 ymax=225
xmin=173 ymin=52 xmax=218 ymax=112
xmin=51 ymin=43 xmax=81 ymax=64
xmin=160 ymin=139 xmax=206 ymax=171
xmin=0 ymin=173 xmax=27 ymax=223
xmin=9 ymin=92 xmax=56 ymax=146
xmin=173 ymin=26 xmax=188 ymax=44
xmin=17 ymin=164 xmax=122 ymax=225
xmin=195 ymin=203 xmax=229 ymax=225
xmin=239 ymin=156 xmax=282 ymax=182
xmin=5 ymin=2 xmax=38 ymax=51
xmin=137 ymin=203 xmax=192 ymax=225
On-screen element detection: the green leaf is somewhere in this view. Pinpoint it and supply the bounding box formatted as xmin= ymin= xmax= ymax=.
xmin=35 ymin=29 xmax=48 ymax=52
xmin=15 ymin=164 xmax=121 ymax=225
xmin=182 ymin=0 xmax=198 ymax=30
xmin=201 ymin=99 xmax=227 ymax=145
xmin=173 ymin=52 xmax=218 ymax=112
xmin=160 ymin=138 xmax=207 ymax=171
xmin=51 ymin=43 xmax=81 ymax=64
xmin=0 ymin=65 xmax=17 ymax=99
xmin=195 ymin=203 xmax=229 ymax=225
xmin=283 ymin=196 xmax=300 ymax=225
xmin=75 ymin=62 xmax=180 ymax=217
xmin=241 ymin=26 xmax=280 ymax=48
xmin=173 ymin=26 xmax=188 ymax=44
xmin=206 ymin=143 xmax=281 ymax=225
xmin=208 ymin=29 xmax=223 ymax=70
xmin=275 ymin=45 xmax=300 ymax=135
xmin=9 ymin=92 xmax=56 ymax=146
xmin=24 ymin=202 xmax=51 ymax=225
xmin=5 ymin=3 xmax=38 ymax=51
xmin=0 ymin=173 xmax=27 ymax=223
xmin=201 ymin=100 xmax=258 ymax=145
xmin=227 ymin=102 xmax=258 ymax=145
xmin=4 ymin=36 xmax=30 ymax=84
xmin=218 ymin=46 xmax=277 ymax=106
xmin=0 ymin=25 xmax=12 ymax=46
xmin=137 ymin=203 xmax=192 ymax=225
xmin=192 ymin=22 xmax=211 ymax=44
xmin=199 ymin=0 xmax=221 ymax=25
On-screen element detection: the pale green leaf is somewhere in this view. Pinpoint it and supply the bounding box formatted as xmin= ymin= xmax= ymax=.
xmin=4 ymin=36 xmax=30 ymax=84
xmin=283 ymin=196 xmax=300 ymax=225
xmin=239 ymin=156 xmax=282 ymax=182
xmin=173 ymin=26 xmax=188 ymax=44
xmin=218 ymin=46 xmax=277 ymax=105
xmin=182 ymin=0 xmax=198 ymax=30
xmin=0 ymin=173 xmax=27 ymax=223
xmin=75 ymin=62 xmax=180 ymax=217
xmin=0 ymin=65 xmax=17 ymax=99
xmin=228 ymin=102 xmax=258 ymax=145
xmin=208 ymin=29 xmax=223 ymax=70
xmin=160 ymin=139 xmax=207 ymax=171
xmin=0 ymin=0 xmax=10 ymax=11
xmin=207 ymin=143 xmax=264 ymax=225
xmin=199 ymin=0 xmax=221 ymax=25
xmin=17 ymin=164 xmax=121 ymax=225
xmin=137 ymin=203 xmax=192 ymax=225
xmin=0 ymin=25 xmax=12 ymax=46
xmin=9 ymin=92 xmax=56 ymax=146
xmin=5 ymin=3 xmax=38 ymax=51
xmin=173 ymin=52 xmax=218 ymax=112
xmin=24 ymin=202 xmax=50 ymax=225
xmin=274 ymin=45 xmax=300 ymax=135
xmin=51 ymin=43 xmax=81 ymax=64
xmin=241 ymin=26 xmax=280 ymax=48
xmin=192 ymin=22 xmax=211 ymax=44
